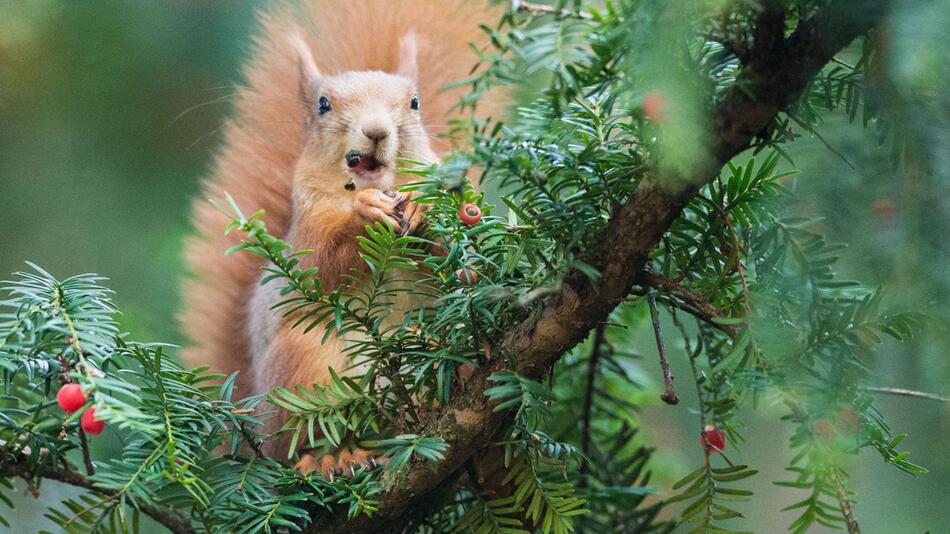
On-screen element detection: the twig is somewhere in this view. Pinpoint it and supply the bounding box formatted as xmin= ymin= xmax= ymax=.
xmin=236 ymin=415 xmax=267 ymax=460
xmin=77 ymin=428 xmax=95 ymax=476
xmin=648 ymin=293 xmax=678 ymax=405
xmin=672 ymin=313 xmax=708 ymax=419
xmin=829 ymin=468 xmax=861 ymax=534
xmin=52 ymin=287 xmax=98 ymax=384
xmin=389 ymin=369 xmax=419 ymax=432
xmin=863 ymin=386 xmax=950 ymax=403
xmin=55 ymin=356 xmax=95 ymax=476
xmin=675 ymin=312 xmax=716 ymax=520
xmin=516 ymin=1 xmax=592 ymax=19
xmin=786 ymin=112 xmax=856 ymax=169
xmin=55 ymin=336 xmax=95 ymax=477
xmin=632 ymin=271 xmax=740 ymax=337
xmin=0 ymin=458 xmax=195 ymax=534
xmin=579 ymin=323 xmax=607 ymax=482
xmin=831 ymin=56 xmax=856 ymax=69
xmin=727 ymin=226 xmax=754 ymax=319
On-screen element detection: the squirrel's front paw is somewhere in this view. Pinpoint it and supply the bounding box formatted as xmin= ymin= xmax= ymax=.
xmin=354 ymin=189 xmax=400 ymax=228
xmin=398 ymin=192 xmax=430 ymax=236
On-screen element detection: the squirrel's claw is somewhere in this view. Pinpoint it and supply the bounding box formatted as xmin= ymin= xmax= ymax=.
xmin=399 ymin=193 xmax=430 ymax=236
xmin=337 ymin=448 xmax=381 ymax=477
xmin=319 ymin=454 xmax=338 ymax=481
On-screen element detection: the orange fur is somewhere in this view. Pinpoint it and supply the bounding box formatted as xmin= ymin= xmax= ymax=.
xmin=180 ymin=0 xmax=504 ymax=411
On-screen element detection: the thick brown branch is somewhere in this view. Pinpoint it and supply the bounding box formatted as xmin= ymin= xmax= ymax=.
xmin=309 ymin=2 xmax=888 ymax=532
xmin=750 ymin=0 xmax=788 ymax=66
xmin=0 ymin=459 xmax=195 ymax=534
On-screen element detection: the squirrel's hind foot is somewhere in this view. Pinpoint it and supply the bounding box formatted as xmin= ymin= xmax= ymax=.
xmin=295 ymin=448 xmax=386 ymax=480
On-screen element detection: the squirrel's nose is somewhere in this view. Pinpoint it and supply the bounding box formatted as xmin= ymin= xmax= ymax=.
xmin=362 ymin=127 xmax=390 ymax=143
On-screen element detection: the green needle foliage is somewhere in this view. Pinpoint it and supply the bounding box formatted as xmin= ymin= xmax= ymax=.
xmin=1 ymin=1 xmax=946 ymax=533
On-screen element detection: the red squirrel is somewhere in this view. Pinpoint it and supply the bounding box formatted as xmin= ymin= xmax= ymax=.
xmin=180 ymin=1 xmax=502 ymax=476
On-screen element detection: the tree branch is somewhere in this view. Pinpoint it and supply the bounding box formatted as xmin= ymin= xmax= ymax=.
xmin=648 ymin=292 xmax=679 ymax=405
xmin=829 ymin=468 xmax=861 ymax=534
xmin=77 ymin=429 xmax=94 ymax=477
xmin=308 ymin=2 xmax=889 ymax=531
xmin=0 ymin=459 xmax=195 ymax=534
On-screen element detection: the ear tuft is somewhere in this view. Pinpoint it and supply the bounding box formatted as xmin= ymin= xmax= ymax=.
xmin=396 ymin=31 xmax=419 ymax=80
xmin=288 ymin=32 xmax=321 ymax=121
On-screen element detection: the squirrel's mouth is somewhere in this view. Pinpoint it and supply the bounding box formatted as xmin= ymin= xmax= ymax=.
xmin=345 ymin=151 xmax=384 ymax=177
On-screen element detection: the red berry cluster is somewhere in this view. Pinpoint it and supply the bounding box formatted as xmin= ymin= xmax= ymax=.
xmin=56 ymin=384 xmax=106 ymax=435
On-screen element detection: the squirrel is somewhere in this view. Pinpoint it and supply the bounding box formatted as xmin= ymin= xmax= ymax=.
xmin=180 ymin=1 xmax=503 ymax=477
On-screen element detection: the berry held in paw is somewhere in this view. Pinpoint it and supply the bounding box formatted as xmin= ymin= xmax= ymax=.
xmin=458 ymin=203 xmax=482 ymax=225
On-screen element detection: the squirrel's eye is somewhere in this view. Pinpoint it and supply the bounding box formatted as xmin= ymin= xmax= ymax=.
xmin=410 ymin=94 xmax=419 ymax=111
xmin=318 ymin=96 xmax=332 ymax=115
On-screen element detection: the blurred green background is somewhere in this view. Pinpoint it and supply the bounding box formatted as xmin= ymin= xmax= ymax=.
xmin=0 ymin=2 xmax=947 ymax=532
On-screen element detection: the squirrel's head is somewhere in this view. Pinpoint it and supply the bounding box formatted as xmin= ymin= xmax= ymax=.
xmin=290 ymin=33 xmax=434 ymax=196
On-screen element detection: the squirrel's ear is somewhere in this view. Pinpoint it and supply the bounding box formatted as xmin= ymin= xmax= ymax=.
xmin=288 ymin=33 xmax=321 ymax=121
xmin=396 ymin=31 xmax=419 ymax=80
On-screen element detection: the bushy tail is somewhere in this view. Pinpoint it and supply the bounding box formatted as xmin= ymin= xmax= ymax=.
xmin=180 ymin=0 xmax=503 ymax=395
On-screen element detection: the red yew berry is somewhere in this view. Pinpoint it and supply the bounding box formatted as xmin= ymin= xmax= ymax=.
xmin=56 ymin=383 xmax=87 ymax=413
xmin=814 ymin=419 xmax=835 ymax=442
xmin=643 ymin=91 xmax=666 ymax=123
xmin=456 ymin=268 xmax=479 ymax=284
xmin=80 ymin=407 xmax=106 ymax=435
xmin=458 ymin=203 xmax=482 ymax=225
xmin=871 ymin=199 xmax=896 ymax=223
xmin=700 ymin=425 xmax=726 ymax=452
xmin=835 ymin=409 xmax=861 ymax=435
